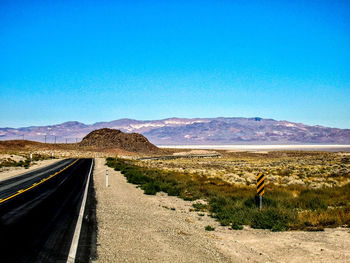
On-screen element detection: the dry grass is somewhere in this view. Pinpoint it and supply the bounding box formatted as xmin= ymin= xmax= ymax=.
xmin=137 ymin=151 xmax=350 ymax=188
xmin=106 ymin=156 xmax=350 ymax=231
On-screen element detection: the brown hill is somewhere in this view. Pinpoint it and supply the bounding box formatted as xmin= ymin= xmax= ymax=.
xmin=0 ymin=140 xmax=47 ymax=152
xmin=79 ymin=128 xmax=159 ymax=153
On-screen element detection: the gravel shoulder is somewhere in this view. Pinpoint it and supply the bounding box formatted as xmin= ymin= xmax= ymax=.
xmin=93 ymin=158 xmax=350 ymax=263
xmin=93 ymin=158 xmax=232 ymax=262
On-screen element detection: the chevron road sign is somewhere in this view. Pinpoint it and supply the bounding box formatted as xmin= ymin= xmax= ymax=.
xmin=257 ymin=173 xmax=265 ymax=210
xmin=257 ymin=172 xmax=265 ymax=196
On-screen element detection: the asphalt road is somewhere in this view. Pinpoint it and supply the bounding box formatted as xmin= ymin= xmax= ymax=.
xmin=0 ymin=158 xmax=96 ymax=263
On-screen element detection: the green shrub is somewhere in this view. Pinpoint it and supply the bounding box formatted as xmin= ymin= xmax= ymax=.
xmin=251 ymin=208 xmax=295 ymax=231
xmin=220 ymin=219 xmax=231 ymax=226
xmin=192 ymin=202 xmax=209 ymax=212
xmin=231 ymin=222 xmax=243 ymax=230
xmin=142 ymin=181 xmax=160 ymax=195
xmin=205 ymin=225 xmax=215 ymax=231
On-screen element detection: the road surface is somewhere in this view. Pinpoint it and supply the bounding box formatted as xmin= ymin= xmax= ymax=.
xmin=0 ymin=158 xmax=96 ymax=262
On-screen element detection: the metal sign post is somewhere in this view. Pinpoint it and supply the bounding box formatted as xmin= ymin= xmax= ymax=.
xmin=259 ymin=195 xmax=262 ymax=210
xmin=256 ymin=172 xmax=265 ymax=210
xmin=106 ymin=170 xmax=109 ymax=187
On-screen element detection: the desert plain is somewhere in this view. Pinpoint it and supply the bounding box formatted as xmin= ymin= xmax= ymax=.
xmin=1 ymin=141 xmax=350 ymax=262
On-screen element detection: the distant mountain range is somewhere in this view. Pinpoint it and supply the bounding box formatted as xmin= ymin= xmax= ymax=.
xmin=1 ymin=117 xmax=350 ymax=145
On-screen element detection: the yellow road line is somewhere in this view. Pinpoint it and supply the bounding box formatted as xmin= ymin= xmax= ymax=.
xmin=0 ymin=159 xmax=79 ymax=204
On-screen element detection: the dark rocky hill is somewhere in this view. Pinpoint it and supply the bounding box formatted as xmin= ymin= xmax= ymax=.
xmin=79 ymin=128 xmax=159 ymax=153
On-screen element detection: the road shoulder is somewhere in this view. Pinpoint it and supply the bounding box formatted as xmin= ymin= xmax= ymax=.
xmin=93 ymin=158 xmax=232 ymax=262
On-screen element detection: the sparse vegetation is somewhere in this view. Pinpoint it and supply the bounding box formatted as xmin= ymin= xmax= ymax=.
xmin=192 ymin=202 xmax=209 ymax=212
xmin=205 ymin=225 xmax=215 ymax=231
xmin=0 ymin=154 xmax=53 ymax=169
xmin=137 ymin=151 xmax=350 ymax=188
xmin=0 ymin=158 xmax=31 ymax=169
xmin=106 ymin=156 xmax=350 ymax=231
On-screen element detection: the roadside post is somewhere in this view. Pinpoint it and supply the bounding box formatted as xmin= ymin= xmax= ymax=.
xmin=256 ymin=172 xmax=265 ymax=210
xmin=106 ymin=170 xmax=109 ymax=187
xmin=30 ymin=153 xmax=32 ymax=161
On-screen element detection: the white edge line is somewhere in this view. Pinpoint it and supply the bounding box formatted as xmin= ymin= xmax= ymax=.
xmin=66 ymin=159 xmax=94 ymax=263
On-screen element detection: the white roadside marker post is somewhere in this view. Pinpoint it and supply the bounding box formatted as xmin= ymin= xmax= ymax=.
xmin=30 ymin=153 xmax=32 ymax=161
xmin=106 ymin=169 xmax=109 ymax=187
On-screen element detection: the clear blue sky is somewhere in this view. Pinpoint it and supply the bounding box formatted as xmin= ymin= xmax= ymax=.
xmin=1 ymin=0 xmax=349 ymax=128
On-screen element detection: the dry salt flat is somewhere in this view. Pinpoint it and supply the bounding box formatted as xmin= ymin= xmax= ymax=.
xmin=159 ymin=145 xmax=350 ymax=152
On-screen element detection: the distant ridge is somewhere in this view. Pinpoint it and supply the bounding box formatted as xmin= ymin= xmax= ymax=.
xmin=1 ymin=117 xmax=350 ymax=145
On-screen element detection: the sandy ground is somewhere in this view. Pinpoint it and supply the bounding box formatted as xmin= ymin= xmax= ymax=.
xmin=93 ymin=158 xmax=350 ymax=263
xmin=213 ymin=226 xmax=350 ymax=263
xmin=0 ymin=154 xmax=27 ymax=162
xmin=0 ymin=158 xmax=61 ymax=182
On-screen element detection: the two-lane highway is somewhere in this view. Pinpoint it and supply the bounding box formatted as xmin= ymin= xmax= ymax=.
xmin=0 ymin=158 xmax=96 ymax=263
xmin=0 ymin=159 xmax=77 ymax=203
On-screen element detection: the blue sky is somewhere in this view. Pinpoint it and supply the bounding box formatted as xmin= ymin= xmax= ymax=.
xmin=0 ymin=0 xmax=349 ymax=128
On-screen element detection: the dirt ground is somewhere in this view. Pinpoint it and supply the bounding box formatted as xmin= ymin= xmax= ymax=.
xmin=93 ymin=158 xmax=350 ymax=263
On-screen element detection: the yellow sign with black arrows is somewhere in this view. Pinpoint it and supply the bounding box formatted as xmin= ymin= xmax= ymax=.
xmin=256 ymin=172 xmax=265 ymax=196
